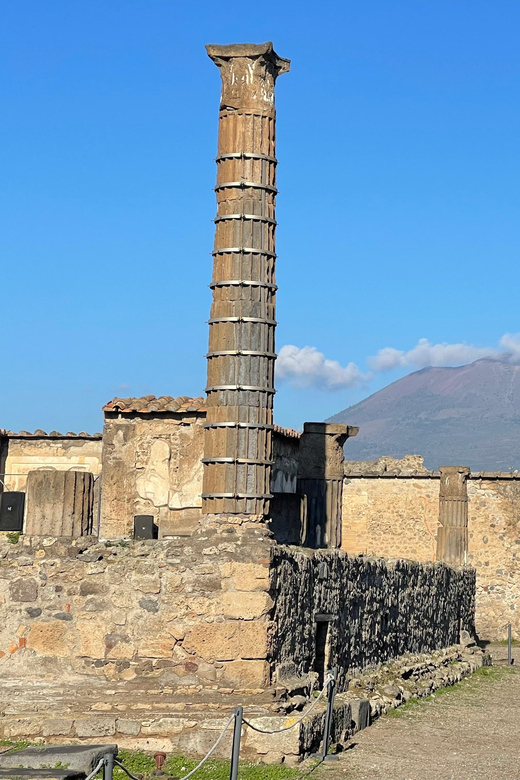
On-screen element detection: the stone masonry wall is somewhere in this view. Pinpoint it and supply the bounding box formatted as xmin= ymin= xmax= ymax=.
xmin=1 ymin=436 xmax=103 ymax=493
xmin=0 ymin=528 xmax=475 ymax=759
xmin=270 ymin=547 xmax=475 ymax=693
xmin=468 ymin=477 xmax=520 ymax=639
xmin=341 ymin=457 xmax=520 ymax=640
xmin=100 ymin=413 xmax=301 ymax=541
xmin=0 ymin=526 xmax=277 ymax=756
xmin=100 ymin=414 xmax=206 ymax=539
xmin=342 ymin=475 xmax=438 ymax=561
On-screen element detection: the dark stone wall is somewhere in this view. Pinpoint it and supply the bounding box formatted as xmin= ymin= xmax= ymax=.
xmin=270 ymin=547 xmax=476 ymax=692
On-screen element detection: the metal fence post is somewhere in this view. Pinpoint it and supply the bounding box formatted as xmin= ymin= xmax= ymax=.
xmin=508 ymin=623 xmax=513 ymax=666
xmin=229 ymin=706 xmax=243 ymax=780
xmin=321 ymin=668 xmax=338 ymax=761
xmin=103 ymin=752 xmax=114 ymax=780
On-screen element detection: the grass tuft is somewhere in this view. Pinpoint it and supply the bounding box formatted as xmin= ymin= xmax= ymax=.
xmin=114 ymin=749 xmax=304 ymax=780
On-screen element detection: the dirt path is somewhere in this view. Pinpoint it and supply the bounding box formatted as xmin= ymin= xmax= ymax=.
xmin=315 ymin=662 xmax=520 ymax=780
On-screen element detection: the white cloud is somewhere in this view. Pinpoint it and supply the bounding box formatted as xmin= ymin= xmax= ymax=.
xmin=276 ymin=345 xmax=368 ymax=390
xmin=499 ymin=333 xmax=520 ymax=362
xmin=277 ymin=332 xmax=520 ymax=394
xmin=368 ymin=338 xmax=498 ymax=372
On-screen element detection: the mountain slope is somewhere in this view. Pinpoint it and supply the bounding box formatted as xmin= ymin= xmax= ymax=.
xmin=327 ymin=358 xmax=520 ymax=471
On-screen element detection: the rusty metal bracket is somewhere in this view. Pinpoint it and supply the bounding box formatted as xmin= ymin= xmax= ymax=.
xmin=205 ymin=384 xmax=275 ymax=393
xmin=201 ymin=492 xmax=273 ymax=500
xmin=202 ymin=457 xmax=274 ymax=465
xmin=206 ymin=350 xmax=277 ymax=358
xmin=215 ymin=181 xmax=277 ymax=193
xmin=214 ymin=214 xmax=277 ymax=225
xmin=208 ymin=316 xmax=277 ymax=325
xmin=211 ymin=247 xmax=276 ymax=257
xmin=204 ymin=421 xmax=274 ymax=430
xmin=216 ymin=152 xmax=277 ymax=163
xmin=209 ymin=280 xmax=277 ymax=290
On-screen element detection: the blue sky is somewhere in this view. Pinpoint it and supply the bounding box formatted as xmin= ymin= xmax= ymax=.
xmin=1 ymin=0 xmax=520 ymax=433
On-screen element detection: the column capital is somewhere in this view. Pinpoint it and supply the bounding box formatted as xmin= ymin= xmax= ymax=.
xmin=439 ymin=465 xmax=471 ymax=499
xmin=206 ymin=42 xmax=290 ymax=115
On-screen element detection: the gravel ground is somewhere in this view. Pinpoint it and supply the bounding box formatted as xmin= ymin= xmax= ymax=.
xmin=314 ymin=657 xmax=519 ymax=780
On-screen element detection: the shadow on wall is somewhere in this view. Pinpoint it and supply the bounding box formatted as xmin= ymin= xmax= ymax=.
xmin=269 ymin=423 xmax=358 ymax=549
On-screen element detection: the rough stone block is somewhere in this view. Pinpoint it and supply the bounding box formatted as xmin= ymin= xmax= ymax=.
xmin=10 ymin=578 xmax=38 ymax=602
xmin=26 ymin=621 xmax=69 ymax=657
xmin=350 ymin=698 xmax=370 ymax=732
xmin=3 ymin=719 xmax=43 ymax=738
xmin=183 ymin=621 xmax=269 ymax=661
xmin=76 ymin=618 xmax=107 ymax=658
xmin=74 ymin=718 xmax=116 ymax=737
xmin=42 ymin=719 xmax=74 ymax=737
xmin=221 ymin=660 xmax=270 ymax=688
xmin=140 ymin=717 xmax=191 ymax=735
xmin=220 ymin=562 xmax=270 ymax=591
xmin=117 ymin=719 xmax=141 ymax=736
xmin=221 ymin=591 xmax=273 ymax=619
xmin=138 ymin=637 xmax=175 ymax=658
xmin=244 ymin=717 xmax=300 ymax=755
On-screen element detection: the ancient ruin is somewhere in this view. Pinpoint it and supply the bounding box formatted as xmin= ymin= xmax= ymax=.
xmin=0 ymin=41 xmax=502 ymax=763
xmin=203 ymin=43 xmax=289 ymax=518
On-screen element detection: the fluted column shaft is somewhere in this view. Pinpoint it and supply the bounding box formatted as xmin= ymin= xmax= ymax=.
xmin=202 ymin=43 xmax=290 ymax=515
xmin=436 ymin=466 xmax=471 ymax=565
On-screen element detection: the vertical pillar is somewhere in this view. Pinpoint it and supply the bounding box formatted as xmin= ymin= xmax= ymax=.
xmin=436 ymin=466 xmax=471 ymax=564
xmin=298 ymin=423 xmax=358 ymax=548
xmin=25 ymin=470 xmax=94 ymax=537
xmin=202 ymin=43 xmax=290 ymax=516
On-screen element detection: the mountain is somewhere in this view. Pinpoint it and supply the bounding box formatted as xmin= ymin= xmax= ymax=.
xmin=327 ymin=357 xmax=520 ymax=471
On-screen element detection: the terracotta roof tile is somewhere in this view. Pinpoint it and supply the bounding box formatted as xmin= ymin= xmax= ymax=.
xmin=103 ymin=395 xmax=207 ymax=415
xmin=0 ymin=429 xmax=102 ymax=439
xmin=273 ymin=424 xmax=301 ymax=439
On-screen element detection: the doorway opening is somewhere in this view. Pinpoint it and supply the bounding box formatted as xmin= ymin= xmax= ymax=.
xmin=313 ymin=617 xmax=331 ymax=688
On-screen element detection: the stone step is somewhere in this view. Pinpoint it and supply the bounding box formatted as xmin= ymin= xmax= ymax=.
xmin=0 ymin=745 xmax=118 ymax=780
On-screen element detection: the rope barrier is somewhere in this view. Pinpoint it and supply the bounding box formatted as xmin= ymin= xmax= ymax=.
xmin=82 ymin=713 xmax=235 ymax=780
xmin=114 ymin=758 xmax=142 ymax=780
xmin=84 ymin=758 xmax=105 ymax=780
xmin=173 ymin=711 xmax=236 ymax=780
xmin=242 ymin=674 xmax=334 ymax=734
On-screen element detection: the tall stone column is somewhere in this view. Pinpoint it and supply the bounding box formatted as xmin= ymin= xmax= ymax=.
xmin=436 ymin=466 xmax=471 ymax=565
xmin=297 ymin=423 xmax=358 ymax=548
xmin=202 ymin=43 xmax=290 ymax=516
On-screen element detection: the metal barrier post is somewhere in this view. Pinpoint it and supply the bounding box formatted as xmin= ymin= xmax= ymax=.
xmin=229 ymin=706 xmax=243 ymax=780
xmin=103 ymin=752 xmax=115 ymax=780
xmin=321 ymin=668 xmax=338 ymax=761
xmin=508 ymin=623 xmax=513 ymax=666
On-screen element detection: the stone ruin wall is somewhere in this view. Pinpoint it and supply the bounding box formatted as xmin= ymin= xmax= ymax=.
xmin=467 ymin=477 xmax=520 ymax=641
xmin=0 ymin=434 xmax=103 ymax=493
xmin=271 ymin=547 xmax=475 ymax=693
xmin=0 ymin=530 xmax=475 ymax=759
xmin=342 ymin=456 xmax=520 ymax=640
xmin=100 ymin=412 xmax=206 ymax=540
xmin=99 ymin=408 xmax=300 ymax=541
xmin=0 ymin=528 xmax=274 ymax=756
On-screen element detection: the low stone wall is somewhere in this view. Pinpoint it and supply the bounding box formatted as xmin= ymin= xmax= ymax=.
xmin=0 ymin=531 xmax=476 ymax=762
xmin=270 ymin=547 xmax=476 ymax=692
